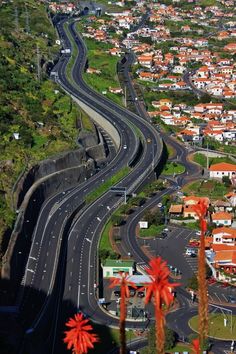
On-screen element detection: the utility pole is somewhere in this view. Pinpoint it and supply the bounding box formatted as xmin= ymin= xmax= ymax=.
xmin=36 ymin=44 xmax=41 ymax=81
xmin=14 ymin=6 xmax=19 ymax=32
xmin=25 ymin=5 xmax=30 ymax=33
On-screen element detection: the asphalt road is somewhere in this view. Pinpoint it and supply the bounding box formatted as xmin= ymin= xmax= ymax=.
xmin=16 ymin=15 xmax=164 ymax=354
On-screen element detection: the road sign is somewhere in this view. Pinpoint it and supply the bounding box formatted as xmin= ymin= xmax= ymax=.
xmin=110 ymin=187 xmax=126 ymax=192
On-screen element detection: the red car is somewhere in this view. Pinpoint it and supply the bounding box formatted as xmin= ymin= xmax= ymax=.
xmin=208 ymin=277 xmax=216 ymax=285
xmin=221 ymin=282 xmax=229 ymax=288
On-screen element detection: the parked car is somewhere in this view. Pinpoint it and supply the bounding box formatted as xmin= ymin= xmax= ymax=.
xmin=129 ymin=289 xmax=136 ymax=297
xmin=207 ymin=277 xmax=216 ymax=285
xmin=114 ymin=290 xmax=120 ymax=297
xmin=228 ymin=295 xmax=236 ymax=304
xmin=221 ymin=282 xmax=229 ymax=288
xmin=137 ymin=291 xmax=145 ymax=298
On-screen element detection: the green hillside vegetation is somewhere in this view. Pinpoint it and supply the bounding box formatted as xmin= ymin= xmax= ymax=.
xmin=0 ymin=0 xmax=84 ymax=262
xmin=75 ymin=21 xmax=123 ymax=106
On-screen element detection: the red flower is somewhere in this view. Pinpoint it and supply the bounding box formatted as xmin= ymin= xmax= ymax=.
xmin=144 ymin=257 xmax=180 ymax=308
xmin=192 ymin=201 xmax=208 ymax=233
xmin=144 ymin=257 xmax=180 ymax=354
xmin=192 ymin=338 xmax=200 ymax=354
xmin=109 ymin=272 xmax=137 ymax=354
xmin=63 ymin=313 xmax=99 ymax=354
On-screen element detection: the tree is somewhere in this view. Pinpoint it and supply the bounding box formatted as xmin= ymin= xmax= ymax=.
xmin=143 ymin=257 xmax=180 ymax=354
xmin=164 ymin=327 xmax=177 ymax=350
xmin=222 ymin=175 xmax=231 ymax=187
xmin=187 ymin=274 xmax=198 ymax=291
xmin=111 ymin=215 xmax=123 ymax=226
xmin=63 ymin=313 xmax=99 ymax=354
xmin=109 ymin=273 xmax=137 ymax=354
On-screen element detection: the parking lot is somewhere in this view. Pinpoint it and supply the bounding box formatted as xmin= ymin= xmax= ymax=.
xmin=138 ymin=226 xmax=199 ymax=284
xmin=137 ymin=225 xmax=236 ymax=305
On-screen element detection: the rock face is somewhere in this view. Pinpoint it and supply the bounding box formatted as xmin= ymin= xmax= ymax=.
xmin=2 ymin=127 xmax=107 ymax=293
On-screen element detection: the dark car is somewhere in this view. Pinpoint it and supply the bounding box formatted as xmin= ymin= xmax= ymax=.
xmin=114 ymin=290 xmax=120 ymax=297
xmin=228 ymin=295 xmax=236 ymax=304
xmin=137 ymin=291 xmax=145 ymax=298
xmin=190 ymin=253 xmax=197 ymax=258
xmin=129 ymin=289 xmax=136 ymax=297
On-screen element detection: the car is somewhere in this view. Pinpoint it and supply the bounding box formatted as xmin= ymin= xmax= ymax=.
xmin=137 ymin=291 xmax=145 ymax=298
xmin=196 ymin=231 xmax=201 ymax=236
xmin=190 ymin=253 xmax=197 ymax=258
xmin=157 ymin=202 xmax=162 ymax=208
xmin=163 ymin=228 xmax=169 ymax=233
xmin=114 ymin=290 xmax=120 ymax=297
xmin=207 ymin=277 xmax=216 ymax=285
xmin=123 ymin=145 xmax=127 ymax=149
xmin=221 ymin=282 xmax=229 ymax=288
xmin=228 ymin=295 xmax=236 ymax=304
xmin=129 ymin=289 xmax=136 ymax=297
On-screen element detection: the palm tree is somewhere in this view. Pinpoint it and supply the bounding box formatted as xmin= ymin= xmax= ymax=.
xmin=63 ymin=313 xmax=99 ymax=354
xmin=193 ymin=201 xmax=208 ymax=348
xmin=109 ymin=272 xmax=137 ymax=354
xmin=144 ymin=257 xmax=180 ymax=354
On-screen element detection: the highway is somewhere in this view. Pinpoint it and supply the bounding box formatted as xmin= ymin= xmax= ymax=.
xmin=16 ymin=16 xmax=164 ymax=354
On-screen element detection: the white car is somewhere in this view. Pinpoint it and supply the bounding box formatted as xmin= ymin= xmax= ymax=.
xmin=158 ymin=202 xmax=162 ymax=208
xmin=123 ymin=145 xmax=127 ymax=149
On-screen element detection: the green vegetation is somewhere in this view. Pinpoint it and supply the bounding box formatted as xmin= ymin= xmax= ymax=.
xmin=75 ymin=22 xmax=123 ymax=106
xmin=141 ymin=326 xmax=177 ymax=353
xmin=166 ymin=144 xmax=175 ymax=159
xmin=193 ymin=153 xmax=235 ymax=168
xmin=85 ymin=167 xmax=130 ymax=204
xmin=99 ymin=220 xmax=113 ymax=253
xmin=0 ymin=0 xmax=85 ymax=260
xmin=139 ymin=224 xmax=165 ymax=238
xmin=183 ymin=179 xmax=231 ymax=199
xmin=203 ymin=137 xmax=236 ymax=155
xmin=162 ymin=162 xmax=185 ymax=176
xmin=92 ymin=324 xmax=136 ymax=354
xmin=189 ymin=314 xmax=236 ymax=340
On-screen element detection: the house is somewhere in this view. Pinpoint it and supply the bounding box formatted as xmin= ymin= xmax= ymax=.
xmin=225 ymin=192 xmax=236 ymax=207
xmin=209 ymin=162 xmax=236 ymax=180
xmin=102 ymin=259 xmax=134 ymax=278
xmin=212 ymin=200 xmax=232 ymax=212
xmin=109 ymin=87 xmax=123 ymax=94
xmin=212 ymin=227 xmax=236 ymax=246
xmin=183 ymin=205 xmax=199 ymax=219
xmin=212 ymin=245 xmax=236 ymax=276
xmin=212 ymin=211 xmax=232 ymax=226
xmin=169 ymin=204 xmax=183 ymax=216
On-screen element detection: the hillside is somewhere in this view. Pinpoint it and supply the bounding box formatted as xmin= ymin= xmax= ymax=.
xmin=0 ymin=0 xmax=80 ymax=263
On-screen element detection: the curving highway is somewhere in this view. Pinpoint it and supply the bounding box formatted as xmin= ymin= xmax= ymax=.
xmin=17 ymin=16 xmax=165 ymax=354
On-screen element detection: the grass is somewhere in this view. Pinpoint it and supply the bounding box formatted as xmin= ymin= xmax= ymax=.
xmin=189 ymin=313 xmax=236 ymax=340
xmin=139 ymin=224 xmax=165 ymax=238
xmin=193 ymin=153 xmax=235 ymax=168
xmin=166 ymin=144 xmax=176 ymax=159
xmin=183 ymin=179 xmax=231 ymax=199
xmin=85 ymin=167 xmax=130 ymax=204
xmin=92 ymin=324 xmax=136 ymax=354
xmin=162 ymin=162 xmax=185 ymax=176
xmin=99 ymin=220 xmax=113 ymax=252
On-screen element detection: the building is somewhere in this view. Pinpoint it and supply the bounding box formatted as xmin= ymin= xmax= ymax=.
xmin=212 ymin=211 xmax=232 ymax=226
xmin=102 ymin=259 xmax=134 ymax=278
xmin=209 ymin=162 xmax=236 ymax=180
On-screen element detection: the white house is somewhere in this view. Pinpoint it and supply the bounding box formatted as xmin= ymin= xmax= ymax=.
xmin=209 ymin=162 xmax=236 ymax=179
xmin=212 ymin=212 xmax=232 ymax=226
xmin=212 ymin=227 xmax=236 ymax=246
xmin=102 ymin=259 xmax=134 ymax=278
